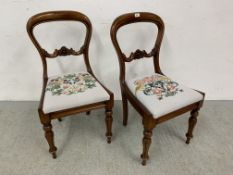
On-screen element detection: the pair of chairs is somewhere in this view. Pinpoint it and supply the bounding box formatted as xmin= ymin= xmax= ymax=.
xmin=27 ymin=11 xmax=205 ymax=165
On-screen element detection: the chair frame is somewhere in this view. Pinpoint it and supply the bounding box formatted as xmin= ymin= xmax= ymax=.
xmin=27 ymin=11 xmax=114 ymax=158
xmin=110 ymin=12 xmax=205 ymax=165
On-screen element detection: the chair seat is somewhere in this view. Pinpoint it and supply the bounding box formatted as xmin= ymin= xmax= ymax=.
xmin=43 ymin=72 xmax=110 ymax=114
xmin=126 ymin=73 xmax=204 ymax=118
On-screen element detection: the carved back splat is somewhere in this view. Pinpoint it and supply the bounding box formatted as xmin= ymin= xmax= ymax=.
xmin=27 ymin=11 xmax=93 ymax=78
xmin=42 ymin=46 xmax=85 ymax=58
xmin=111 ymin=12 xmax=165 ymax=79
xmin=124 ymin=48 xmax=157 ymax=62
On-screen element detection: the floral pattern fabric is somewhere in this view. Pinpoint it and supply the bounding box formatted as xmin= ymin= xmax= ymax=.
xmin=134 ymin=74 xmax=183 ymax=100
xmin=46 ymin=73 xmax=97 ymax=96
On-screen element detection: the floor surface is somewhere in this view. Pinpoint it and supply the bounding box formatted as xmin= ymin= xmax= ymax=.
xmin=0 ymin=101 xmax=232 ymax=175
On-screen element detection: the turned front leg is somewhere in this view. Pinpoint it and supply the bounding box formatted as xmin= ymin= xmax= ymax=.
xmin=186 ymin=108 xmax=199 ymax=144
xmin=43 ymin=122 xmax=57 ymax=158
xmin=140 ymin=117 xmax=156 ymax=166
xmin=105 ymin=109 xmax=113 ymax=143
xmin=39 ymin=111 xmax=57 ymax=158
xmin=141 ymin=128 xmax=153 ymax=165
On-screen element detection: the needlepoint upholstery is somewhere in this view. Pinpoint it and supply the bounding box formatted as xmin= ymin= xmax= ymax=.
xmin=43 ymin=72 xmax=110 ymax=113
xmin=126 ymin=74 xmax=203 ymax=118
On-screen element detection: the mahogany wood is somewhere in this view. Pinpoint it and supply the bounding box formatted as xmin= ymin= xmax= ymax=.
xmin=27 ymin=11 xmax=114 ymax=158
xmin=186 ymin=108 xmax=199 ymax=144
xmin=110 ymin=12 xmax=205 ymax=165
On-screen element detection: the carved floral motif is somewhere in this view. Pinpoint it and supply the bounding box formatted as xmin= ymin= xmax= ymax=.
xmin=42 ymin=46 xmax=84 ymax=58
xmin=124 ymin=48 xmax=156 ymax=62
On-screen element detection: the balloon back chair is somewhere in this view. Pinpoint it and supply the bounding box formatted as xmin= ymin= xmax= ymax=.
xmin=27 ymin=11 xmax=113 ymax=158
xmin=110 ymin=12 xmax=205 ymax=165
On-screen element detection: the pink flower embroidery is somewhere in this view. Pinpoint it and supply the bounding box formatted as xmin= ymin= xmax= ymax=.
xmin=134 ymin=74 xmax=183 ymax=100
xmin=46 ymin=73 xmax=97 ymax=96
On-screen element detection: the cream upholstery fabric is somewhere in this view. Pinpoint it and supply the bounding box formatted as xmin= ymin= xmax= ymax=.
xmin=126 ymin=73 xmax=203 ymax=118
xmin=43 ymin=72 xmax=110 ymax=114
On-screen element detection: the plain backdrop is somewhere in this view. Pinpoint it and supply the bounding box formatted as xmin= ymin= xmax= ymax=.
xmin=0 ymin=0 xmax=233 ymax=100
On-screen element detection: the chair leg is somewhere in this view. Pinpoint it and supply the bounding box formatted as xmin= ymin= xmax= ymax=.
xmin=43 ymin=122 xmax=57 ymax=158
xmin=105 ymin=108 xmax=113 ymax=143
xmin=141 ymin=128 xmax=153 ymax=166
xmin=122 ymin=92 xmax=128 ymax=126
xmin=57 ymin=118 xmax=62 ymax=122
xmin=86 ymin=111 xmax=91 ymax=115
xmin=186 ymin=108 xmax=199 ymax=144
xmin=39 ymin=112 xmax=57 ymax=158
xmin=141 ymin=118 xmax=156 ymax=166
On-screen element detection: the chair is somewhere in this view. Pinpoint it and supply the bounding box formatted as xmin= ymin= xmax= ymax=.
xmin=27 ymin=11 xmax=114 ymax=158
xmin=110 ymin=12 xmax=205 ymax=165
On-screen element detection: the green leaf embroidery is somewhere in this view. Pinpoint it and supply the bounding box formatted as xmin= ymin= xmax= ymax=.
xmin=46 ymin=73 xmax=97 ymax=96
xmin=134 ymin=75 xmax=183 ymax=100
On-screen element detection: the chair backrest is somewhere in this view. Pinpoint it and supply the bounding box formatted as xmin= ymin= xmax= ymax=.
xmin=110 ymin=12 xmax=165 ymax=83
xmin=27 ymin=11 xmax=93 ymax=79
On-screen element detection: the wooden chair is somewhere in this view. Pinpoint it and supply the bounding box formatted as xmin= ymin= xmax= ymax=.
xmin=27 ymin=11 xmax=113 ymax=158
xmin=110 ymin=12 xmax=205 ymax=165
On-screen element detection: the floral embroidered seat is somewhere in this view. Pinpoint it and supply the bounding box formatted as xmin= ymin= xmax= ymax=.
xmin=43 ymin=72 xmax=110 ymax=113
xmin=126 ymin=73 xmax=203 ymax=118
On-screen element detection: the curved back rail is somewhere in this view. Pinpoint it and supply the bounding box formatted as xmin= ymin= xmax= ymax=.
xmin=27 ymin=11 xmax=93 ymax=79
xmin=110 ymin=12 xmax=165 ymax=83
